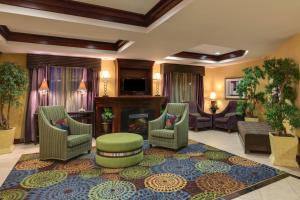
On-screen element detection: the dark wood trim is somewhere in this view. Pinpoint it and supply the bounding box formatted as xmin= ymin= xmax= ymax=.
xmin=162 ymin=63 xmax=205 ymax=75
xmin=0 ymin=25 xmax=128 ymax=51
xmin=173 ymin=50 xmax=247 ymax=62
xmin=14 ymin=138 xmax=22 ymax=144
xmin=27 ymin=54 xmax=101 ymax=68
xmin=0 ymin=0 xmax=182 ymax=27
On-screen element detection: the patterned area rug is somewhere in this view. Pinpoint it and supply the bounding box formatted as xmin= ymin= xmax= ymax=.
xmin=0 ymin=141 xmax=288 ymax=200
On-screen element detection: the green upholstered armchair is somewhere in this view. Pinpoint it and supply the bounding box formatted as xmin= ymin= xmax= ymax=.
xmin=148 ymin=103 xmax=189 ymax=150
xmin=38 ymin=106 xmax=92 ymax=161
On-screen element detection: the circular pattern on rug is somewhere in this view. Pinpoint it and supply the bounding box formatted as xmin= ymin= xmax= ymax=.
xmin=204 ymin=151 xmax=231 ymax=160
xmin=195 ymin=160 xmax=231 ymax=173
xmin=191 ymin=192 xmax=222 ymax=200
xmin=228 ymin=165 xmax=278 ymax=185
xmin=102 ymin=174 xmax=121 ymax=181
xmin=102 ymin=168 xmax=123 ymax=174
xmin=28 ymin=176 xmax=104 ymax=200
xmin=139 ymin=155 xmax=165 ymax=167
xmin=80 ymin=169 xmax=102 ymax=179
xmin=131 ymin=188 xmax=190 ymax=200
xmin=88 ymin=181 xmax=136 ymax=200
xmin=173 ymin=154 xmax=190 ymax=160
xmin=228 ymin=156 xmax=260 ymax=167
xmin=120 ymin=166 xmax=151 ymax=180
xmin=0 ymin=189 xmax=27 ymax=200
xmin=196 ymin=173 xmax=245 ymax=195
xmin=19 ymin=153 xmax=40 ymax=161
xmin=54 ymin=159 xmax=93 ymax=173
xmin=16 ymin=159 xmax=53 ymax=170
xmin=0 ymin=169 xmax=36 ymax=189
xmin=144 ymin=148 xmax=175 ymax=157
xmin=177 ymin=144 xmax=207 ymax=154
xmin=203 ymin=145 xmax=221 ymax=151
xmin=186 ymin=152 xmax=204 ymax=157
xmin=151 ymin=159 xmax=202 ymax=181
xmin=144 ymin=173 xmax=187 ymax=192
xmin=20 ymin=170 xmax=67 ymax=188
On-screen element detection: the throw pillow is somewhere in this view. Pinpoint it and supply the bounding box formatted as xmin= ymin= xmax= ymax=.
xmin=51 ymin=118 xmax=69 ymax=131
xmin=165 ymin=113 xmax=180 ymax=130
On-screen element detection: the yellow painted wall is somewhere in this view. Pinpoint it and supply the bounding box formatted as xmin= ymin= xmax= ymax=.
xmin=0 ymin=54 xmax=28 ymax=140
xmin=152 ymin=63 xmax=162 ymax=96
xmin=99 ymin=60 xmax=117 ymax=97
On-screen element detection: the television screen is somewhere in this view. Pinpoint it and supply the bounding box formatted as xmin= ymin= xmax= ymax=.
xmin=123 ymin=79 xmax=145 ymax=91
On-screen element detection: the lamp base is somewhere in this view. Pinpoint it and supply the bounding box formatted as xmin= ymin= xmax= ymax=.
xmin=102 ymin=95 xmax=109 ymax=97
xmin=155 ymin=94 xmax=160 ymax=97
xmin=79 ymin=108 xmax=86 ymax=112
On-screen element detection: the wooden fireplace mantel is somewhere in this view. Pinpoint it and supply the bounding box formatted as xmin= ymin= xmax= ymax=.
xmin=94 ymin=96 xmax=166 ymax=137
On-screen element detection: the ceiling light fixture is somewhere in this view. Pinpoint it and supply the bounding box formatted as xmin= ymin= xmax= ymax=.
xmin=215 ymin=52 xmax=221 ymax=55
xmin=165 ymin=56 xmax=183 ymax=61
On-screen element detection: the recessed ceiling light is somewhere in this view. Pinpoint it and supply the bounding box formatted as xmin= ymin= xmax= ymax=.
xmin=215 ymin=52 xmax=221 ymax=55
xmin=165 ymin=56 xmax=183 ymax=60
xmin=200 ymin=55 xmax=207 ymax=59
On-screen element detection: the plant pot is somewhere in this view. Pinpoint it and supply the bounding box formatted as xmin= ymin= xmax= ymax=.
xmin=245 ymin=117 xmax=259 ymax=122
xmin=0 ymin=127 xmax=16 ymax=155
xmin=269 ymin=132 xmax=299 ymax=167
xmin=101 ymin=122 xmax=112 ymax=134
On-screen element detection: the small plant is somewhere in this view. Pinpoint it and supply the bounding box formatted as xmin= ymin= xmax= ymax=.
xmin=209 ymin=104 xmax=219 ymax=114
xmin=263 ymin=58 xmax=300 ymax=135
xmin=101 ymin=108 xmax=113 ymax=123
xmin=237 ymin=66 xmax=265 ymax=117
xmin=0 ymin=62 xmax=28 ymax=130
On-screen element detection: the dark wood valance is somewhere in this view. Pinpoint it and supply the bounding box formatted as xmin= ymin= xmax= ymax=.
xmin=162 ymin=63 xmax=205 ymax=76
xmin=27 ymin=54 xmax=101 ymax=69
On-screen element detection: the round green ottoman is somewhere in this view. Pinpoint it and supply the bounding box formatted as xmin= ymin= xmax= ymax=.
xmin=96 ymin=133 xmax=144 ymax=168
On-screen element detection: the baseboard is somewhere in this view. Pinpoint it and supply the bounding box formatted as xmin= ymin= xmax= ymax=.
xmin=14 ymin=139 xmax=23 ymax=144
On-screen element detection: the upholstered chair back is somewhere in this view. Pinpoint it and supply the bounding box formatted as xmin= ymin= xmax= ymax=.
xmin=183 ymin=101 xmax=198 ymax=113
xmin=39 ymin=106 xmax=66 ymax=122
xmin=166 ymin=103 xmax=188 ymax=116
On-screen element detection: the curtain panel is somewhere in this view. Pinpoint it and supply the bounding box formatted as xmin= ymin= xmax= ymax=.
xmin=25 ymin=65 xmax=100 ymax=143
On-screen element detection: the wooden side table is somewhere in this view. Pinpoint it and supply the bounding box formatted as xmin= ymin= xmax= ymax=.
xmin=34 ymin=111 xmax=95 ymax=144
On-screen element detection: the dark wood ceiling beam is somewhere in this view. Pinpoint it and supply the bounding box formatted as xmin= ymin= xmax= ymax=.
xmin=0 ymin=25 xmax=128 ymax=51
xmin=173 ymin=50 xmax=247 ymax=62
xmin=0 ymin=0 xmax=183 ymax=27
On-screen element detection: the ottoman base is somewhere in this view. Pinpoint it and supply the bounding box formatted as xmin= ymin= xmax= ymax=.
xmin=96 ymin=151 xmax=143 ymax=168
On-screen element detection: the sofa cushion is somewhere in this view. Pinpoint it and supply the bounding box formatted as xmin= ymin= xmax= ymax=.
xmin=151 ymin=129 xmax=174 ymax=139
xmin=67 ymin=134 xmax=90 ymax=147
xmin=165 ymin=113 xmax=180 ymax=130
xmin=215 ymin=117 xmax=229 ymax=123
xmin=197 ymin=117 xmax=211 ymax=122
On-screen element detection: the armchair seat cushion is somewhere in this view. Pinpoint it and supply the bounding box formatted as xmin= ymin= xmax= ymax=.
xmin=67 ymin=134 xmax=90 ymax=147
xmin=150 ymin=129 xmax=174 ymax=139
xmin=196 ymin=117 xmax=211 ymax=122
xmin=215 ymin=117 xmax=229 ymax=123
xmin=190 ymin=113 xmax=201 ymax=117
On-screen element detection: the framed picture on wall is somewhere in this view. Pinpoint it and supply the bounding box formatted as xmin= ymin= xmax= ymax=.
xmin=225 ymin=77 xmax=243 ymax=99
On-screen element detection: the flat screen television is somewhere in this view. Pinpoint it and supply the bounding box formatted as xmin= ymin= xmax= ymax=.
xmin=123 ymin=78 xmax=146 ymax=92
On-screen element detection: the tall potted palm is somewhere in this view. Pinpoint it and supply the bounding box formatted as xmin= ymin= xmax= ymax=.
xmin=0 ymin=62 xmax=28 ymax=154
xmin=237 ymin=66 xmax=265 ymax=122
xmin=263 ymin=58 xmax=300 ymax=167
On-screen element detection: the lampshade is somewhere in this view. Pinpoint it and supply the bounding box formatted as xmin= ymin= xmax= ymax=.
xmin=101 ymin=70 xmax=110 ymax=80
xmin=39 ymin=78 xmax=49 ymax=94
xmin=78 ymin=79 xmax=87 ymax=93
xmin=153 ymin=73 xmax=161 ymax=80
xmin=210 ymin=91 xmax=217 ymax=100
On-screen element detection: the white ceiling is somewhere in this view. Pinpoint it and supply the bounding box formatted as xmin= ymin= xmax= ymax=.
xmin=1 ymin=0 xmax=300 ymax=67
xmin=73 ymin=0 xmax=160 ymax=14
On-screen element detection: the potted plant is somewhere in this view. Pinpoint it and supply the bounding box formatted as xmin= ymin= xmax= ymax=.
xmin=263 ymin=58 xmax=300 ymax=167
xmin=0 ymin=62 xmax=28 ymax=154
xmin=101 ymin=108 xmax=113 ymax=134
xmin=237 ymin=66 xmax=265 ymax=122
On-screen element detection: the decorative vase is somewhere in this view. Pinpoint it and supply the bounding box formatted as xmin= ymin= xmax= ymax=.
xmin=244 ymin=117 xmax=259 ymax=122
xmin=0 ymin=127 xmax=16 ymax=155
xmin=101 ymin=122 xmax=112 ymax=134
xmin=269 ymin=132 xmax=299 ymax=167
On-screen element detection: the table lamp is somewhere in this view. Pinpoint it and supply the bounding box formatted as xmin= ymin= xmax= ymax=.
xmin=78 ymin=79 xmax=87 ymax=112
xmin=153 ymin=72 xmax=161 ymax=96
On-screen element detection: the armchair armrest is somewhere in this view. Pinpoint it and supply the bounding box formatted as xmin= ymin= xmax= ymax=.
xmin=66 ymin=114 xmax=92 ymax=135
xmin=149 ymin=113 xmax=165 ymax=131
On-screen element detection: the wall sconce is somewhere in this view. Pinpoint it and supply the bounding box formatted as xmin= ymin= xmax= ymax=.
xmin=39 ymin=78 xmax=49 ymax=106
xmin=78 ymin=79 xmax=87 ymax=112
xmin=101 ymin=70 xmax=110 ymax=97
xmin=153 ymin=72 xmax=161 ymax=96
xmin=209 ymin=91 xmax=218 ymax=114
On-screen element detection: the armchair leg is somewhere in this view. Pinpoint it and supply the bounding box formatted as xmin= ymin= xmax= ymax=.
xmin=228 ymin=129 xmax=231 ymax=133
xmin=149 ymin=144 xmax=152 ymax=148
xmin=194 ymin=128 xmax=198 ymax=132
xmin=88 ymin=150 xmax=91 ymax=153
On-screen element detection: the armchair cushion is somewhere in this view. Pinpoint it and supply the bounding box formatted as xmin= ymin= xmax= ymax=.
xmin=151 ymin=129 xmax=174 ymax=139
xmin=190 ymin=113 xmax=201 ymax=117
xmin=67 ymin=134 xmax=91 ymax=147
xmin=225 ymin=112 xmax=238 ymax=117
xmin=165 ymin=113 xmax=180 ymax=130
xmin=51 ymin=118 xmax=69 ymax=131
xmin=197 ymin=117 xmax=211 ymax=122
xmin=215 ymin=117 xmax=229 ymax=123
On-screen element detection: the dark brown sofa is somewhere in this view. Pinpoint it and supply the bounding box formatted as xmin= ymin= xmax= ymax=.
xmin=237 ymin=121 xmax=272 ymax=154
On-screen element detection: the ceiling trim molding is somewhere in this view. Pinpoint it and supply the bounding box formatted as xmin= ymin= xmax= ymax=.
xmin=0 ymin=0 xmax=183 ymax=27
xmin=173 ymin=50 xmax=247 ymax=62
xmin=0 ymin=25 xmax=129 ymax=51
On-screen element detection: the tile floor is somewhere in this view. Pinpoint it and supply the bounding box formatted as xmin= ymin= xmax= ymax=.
xmin=0 ymin=130 xmax=299 ymax=200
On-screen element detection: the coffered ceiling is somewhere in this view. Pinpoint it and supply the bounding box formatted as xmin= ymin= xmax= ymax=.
xmin=0 ymin=0 xmax=300 ymax=67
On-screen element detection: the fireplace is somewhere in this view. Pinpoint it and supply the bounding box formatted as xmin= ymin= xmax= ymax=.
xmin=121 ymin=109 xmax=155 ymax=139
